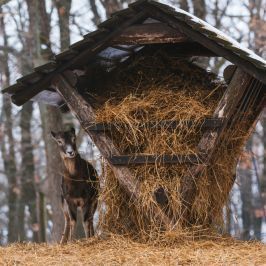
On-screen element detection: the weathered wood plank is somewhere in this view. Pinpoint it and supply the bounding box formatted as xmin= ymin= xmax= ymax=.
xmin=2 ymin=83 xmax=24 ymax=94
xmin=109 ymin=154 xmax=202 ymax=165
xmin=55 ymin=49 xmax=78 ymax=61
xmin=86 ymin=118 xmax=223 ymax=132
xmin=111 ymin=23 xmax=189 ymax=44
xmin=35 ymin=61 xmax=57 ymax=73
xmin=17 ymin=72 xmax=43 ymax=85
xmin=52 ymin=70 xmax=173 ymax=229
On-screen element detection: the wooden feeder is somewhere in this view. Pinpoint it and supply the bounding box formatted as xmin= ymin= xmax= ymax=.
xmin=3 ymin=0 xmax=266 ymax=233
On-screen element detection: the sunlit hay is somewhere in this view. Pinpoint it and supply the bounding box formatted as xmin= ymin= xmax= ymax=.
xmin=94 ymin=52 xmax=248 ymax=240
xmin=1 ymin=235 xmax=265 ymax=265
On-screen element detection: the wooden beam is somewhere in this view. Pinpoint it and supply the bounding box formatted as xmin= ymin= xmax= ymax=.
xmin=86 ymin=118 xmax=223 ymax=132
xmin=179 ymin=68 xmax=265 ymax=225
xmin=52 ymin=70 xmax=173 ymax=229
xmin=111 ymin=23 xmax=189 ymax=44
xmin=109 ymin=154 xmax=202 ymax=165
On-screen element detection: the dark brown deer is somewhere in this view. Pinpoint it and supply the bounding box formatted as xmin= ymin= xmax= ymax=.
xmin=51 ymin=128 xmax=99 ymax=244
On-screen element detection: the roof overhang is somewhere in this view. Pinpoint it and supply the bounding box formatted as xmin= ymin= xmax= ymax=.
xmin=2 ymin=0 xmax=266 ymax=108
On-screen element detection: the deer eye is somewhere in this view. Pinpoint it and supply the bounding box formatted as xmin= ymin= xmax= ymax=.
xmin=57 ymin=140 xmax=63 ymax=145
xmin=72 ymin=137 xmax=76 ymax=143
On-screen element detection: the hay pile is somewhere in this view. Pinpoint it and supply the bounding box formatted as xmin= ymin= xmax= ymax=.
xmin=1 ymin=235 xmax=265 ymax=265
xmin=90 ymin=51 xmax=248 ymax=239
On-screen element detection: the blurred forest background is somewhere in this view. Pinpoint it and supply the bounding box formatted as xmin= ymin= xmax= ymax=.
xmin=0 ymin=0 xmax=265 ymax=245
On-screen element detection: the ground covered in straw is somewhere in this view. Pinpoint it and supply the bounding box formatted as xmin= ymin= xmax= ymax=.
xmin=1 ymin=235 xmax=265 ymax=265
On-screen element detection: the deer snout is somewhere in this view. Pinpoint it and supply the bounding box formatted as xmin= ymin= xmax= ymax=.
xmin=65 ymin=145 xmax=76 ymax=157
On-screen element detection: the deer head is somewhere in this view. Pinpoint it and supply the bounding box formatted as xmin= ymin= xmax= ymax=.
xmin=51 ymin=127 xmax=77 ymax=158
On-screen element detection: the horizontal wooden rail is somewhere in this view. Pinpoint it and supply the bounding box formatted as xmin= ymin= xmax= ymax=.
xmin=86 ymin=118 xmax=223 ymax=132
xmin=109 ymin=154 xmax=202 ymax=165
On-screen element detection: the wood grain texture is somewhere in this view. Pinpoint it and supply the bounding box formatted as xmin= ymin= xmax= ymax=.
xmin=111 ymin=23 xmax=189 ymax=44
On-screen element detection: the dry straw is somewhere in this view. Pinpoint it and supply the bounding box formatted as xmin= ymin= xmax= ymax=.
xmin=89 ymin=51 xmax=249 ymax=240
xmin=1 ymin=235 xmax=265 ymax=265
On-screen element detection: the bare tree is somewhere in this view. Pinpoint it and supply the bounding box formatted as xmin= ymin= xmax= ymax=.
xmin=88 ymin=0 xmax=101 ymax=25
xmin=36 ymin=0 xmax=65 ymax=242
xmin=179 ymin=0 xmax=189 ymax=11
xmin=193 ymin=0 xmax=206 ymax=20
xmin=0 ymin=5 xmax=19 ymax=242
xmin=54 ymin=0 xmax=71 ymax=50
xmin=248 ymin=0 xmax=266 ymax=240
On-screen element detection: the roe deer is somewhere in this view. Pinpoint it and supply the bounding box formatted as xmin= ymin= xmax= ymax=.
xmin=51 ymin=127 xmax=99 ymax=244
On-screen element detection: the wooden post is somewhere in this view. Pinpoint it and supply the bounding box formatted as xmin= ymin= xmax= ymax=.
xmin=52 ymin=70 xmax=173 ymax=229
xmin=180 ymin=68 xmax=265 ymax=225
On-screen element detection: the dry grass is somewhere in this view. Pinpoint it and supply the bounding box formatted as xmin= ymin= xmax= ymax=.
xmin=1 ymin=235 xmax=265 ymax=265
xmin=90 ymin=52 xmax=250 ymax=238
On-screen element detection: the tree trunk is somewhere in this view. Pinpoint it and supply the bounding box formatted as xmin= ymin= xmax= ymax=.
xmin=54 ymin=0 xmax=72 ymax=50
xmin=20 ymin=102 xmax=38 ymax=242
xmin=0 ymin=6 xmax=19 ymax=243
xmin=193 ymin=0 xmax=206 ymax=20
xmin=41 ymin=105 xmax=64 ymax=242
xmin=103 ymin=0 xmax=122 ymax=18
xmin=54 ymin=0 xmax=74 ymax=127
xmin=253 ymin=112 xmax=266 ymax=240
xmin=262 ymin=112 xmax=266 ymax=207
xmin=192 ymin=0 xmax=209 ymax=68
xmin=38 ymin=192 xmax=46 ymax=242
xmin=17 ymin=0 xmax=49 ymax=243
xmin=246 ymin=0 xmax=266 ymax=240
xmin=89 ymin=0 xmax=101 ymax=26
xmin=239 ymin=140 xmax=253 ymax=240
xmin=179 ymin=0 xmax=189 ymax=11
xmin=32 ymin=0 xmax=66 ymax=242
xmin=3 ymin=95 xmax=18 ymax=243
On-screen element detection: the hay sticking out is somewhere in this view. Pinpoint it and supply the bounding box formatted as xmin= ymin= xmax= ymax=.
xmin=97 ymin=88 xmax=216 ymax=155
xmin=1 ymin=236 xmax=265 ymax=265
xmin=92 ymin=52 xmax=247 ymax=239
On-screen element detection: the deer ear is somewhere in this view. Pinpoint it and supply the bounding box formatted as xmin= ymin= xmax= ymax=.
xmin=50 ymin=131 xmax=57 ymax=140
xmin=70 ymin=127 xmax=75 ymax=135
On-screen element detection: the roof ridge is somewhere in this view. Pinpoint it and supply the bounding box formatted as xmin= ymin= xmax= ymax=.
xmin=144 ymin=0 xmax=266 ymax=68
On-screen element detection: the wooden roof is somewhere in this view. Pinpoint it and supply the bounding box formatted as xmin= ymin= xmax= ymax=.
xmin=2 ymin=0 xmax=266 ymax=108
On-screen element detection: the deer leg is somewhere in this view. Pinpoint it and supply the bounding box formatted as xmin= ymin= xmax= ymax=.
xmin=83 ymin=199 xmax=97 ymax=238
xmin=69 ymin=219 xmax=76 ymax=241
xmin=68 ymin=203 xmax=77 ymax=241
xmin=83 ymin=219 xmax=93 ymax=238
xmin=60 ymin=199 xmax=71 ymax=244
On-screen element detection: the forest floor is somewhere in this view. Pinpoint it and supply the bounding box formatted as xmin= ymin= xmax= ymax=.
xmin=0 ymin=234 xmax=266 ymax=265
